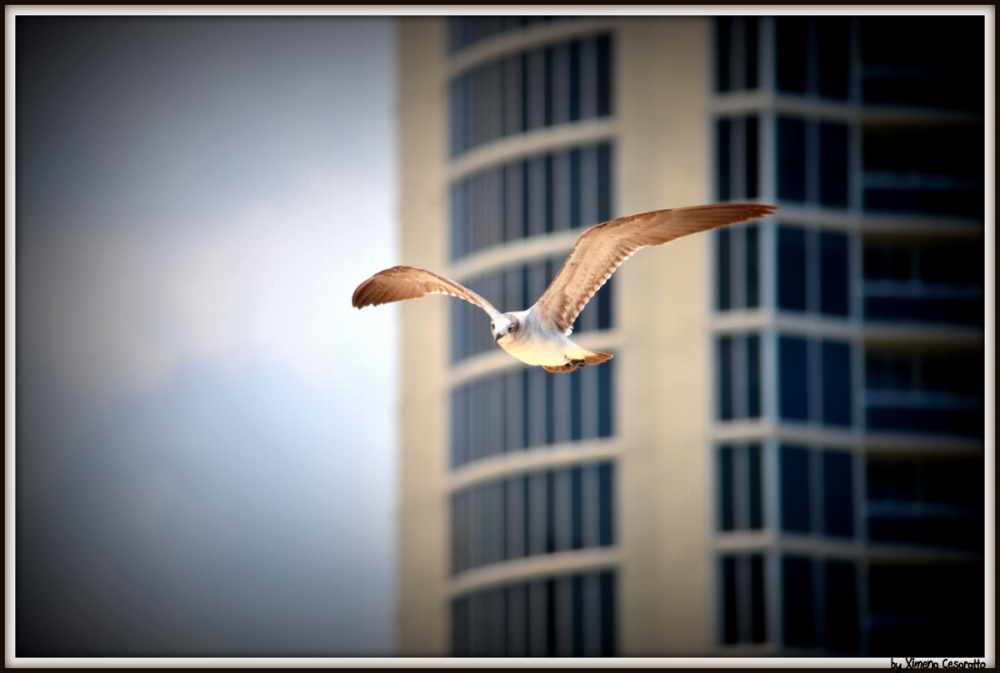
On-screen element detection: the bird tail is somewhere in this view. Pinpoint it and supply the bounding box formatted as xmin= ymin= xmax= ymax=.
xmin=580 ymin=349 xmax=614 ymax=366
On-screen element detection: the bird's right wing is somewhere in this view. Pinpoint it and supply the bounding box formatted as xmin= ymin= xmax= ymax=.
xmin=352 ymin=265 xmax=502 ymax=319
xmin=533 ymin=203 xmax=779 ymax=333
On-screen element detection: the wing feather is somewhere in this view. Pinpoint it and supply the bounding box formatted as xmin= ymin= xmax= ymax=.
xmin=533 ymin=203 xmax=779 ymax=332
xmin=352 ymin=265 xmax=501 ymax=319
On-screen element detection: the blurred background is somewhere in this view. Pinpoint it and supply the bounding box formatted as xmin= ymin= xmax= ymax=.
xmin=15 ymin=16 xmax=397 ymax=656
xmin=13 ymin=12 xmax=989 ymax=660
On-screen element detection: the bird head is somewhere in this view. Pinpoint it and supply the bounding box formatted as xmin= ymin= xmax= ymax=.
xmin=491 ymin=314 xmax=520 ymax=343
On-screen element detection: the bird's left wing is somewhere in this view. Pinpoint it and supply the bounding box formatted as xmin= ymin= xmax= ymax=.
xmin=352 ymin=265 xmax=502 ymax=319
xmin=533 ymin=203 xmax=779 ymax=333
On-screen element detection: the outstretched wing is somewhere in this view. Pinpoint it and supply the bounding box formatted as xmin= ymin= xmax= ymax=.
xmin=352 ymin=265 xmax=501 ymax=319
xmin=533 ymin=203 xmax=779 ymax=332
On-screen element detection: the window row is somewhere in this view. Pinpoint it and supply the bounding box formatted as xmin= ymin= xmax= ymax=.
xmin=865 ymin=350 xmax=985 ymax=438
xmin=448 ymin=16 xmax=576 ymax=55
xmin=719 ymin=553 xmax=859 ymax=653
xmin=863 ymin=236 xmax=985 ymax=326
xmin=714 ymin=115 xmax=850 ymax=208
xmin=449 ymin=33 xmax=612 ymax=157
xmin=716 ymin=225 xmax=986 ymax=327
xmin=867 ymin=455 xmax=984 ymax=551
xmin=717 ymin=333 xmax=852 ymax=427
xmin=863 ymin=123 xmax=985 ymax=219
xmin=452 ymin=255 xmax=613 ymax=363
xmin=718 ymin=443 xmax=984 ymax=550
xmin=714 ymin=17 xmax=984 ymax=113
xmin=759 ymin=113 xmax=984 ymax=217
xmin=452 ymin=570 xmax=616 ymax=657
xmin=868 ymin=561 xmax=984 ymax=656
xmin=718 ymin=444 xmax=854 ymax=538
xmin=451 ymin=361 xmax=614 ymax=469
xmin=451 ymin=462 xmax=614 ymax=575
xmin=450 ymin=142 xmax=613 ymax=260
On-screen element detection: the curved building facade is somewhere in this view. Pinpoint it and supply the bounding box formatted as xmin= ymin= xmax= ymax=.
xmin=396 ymin=16 xmax=986 ymax=657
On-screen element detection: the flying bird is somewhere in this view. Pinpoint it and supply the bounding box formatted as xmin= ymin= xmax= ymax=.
xmin=353 ymin=203 xmax=778 ymax=373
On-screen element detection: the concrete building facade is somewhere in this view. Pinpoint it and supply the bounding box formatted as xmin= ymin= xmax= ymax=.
xmin=396 ymin=16 xmax=986 ymax=657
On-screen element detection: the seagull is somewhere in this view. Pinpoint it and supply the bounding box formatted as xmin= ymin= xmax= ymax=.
xmin=353 ymin=203 xmax=778 ymax=373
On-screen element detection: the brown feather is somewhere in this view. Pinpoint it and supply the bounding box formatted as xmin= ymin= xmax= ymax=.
xmin=534 ymin=204 xmax=778 ymax=332
xmin=352 ymin=265 xmax=501 ymax=318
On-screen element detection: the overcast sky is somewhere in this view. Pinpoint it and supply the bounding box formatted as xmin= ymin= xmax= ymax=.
xmin=15 ymin=15 xmax=399 ymax=656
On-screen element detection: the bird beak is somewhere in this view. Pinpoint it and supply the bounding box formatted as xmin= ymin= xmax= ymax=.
xmin=494 ymin=332 xmax=501 ymax=343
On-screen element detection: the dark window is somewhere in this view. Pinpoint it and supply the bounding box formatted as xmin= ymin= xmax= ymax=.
xmin=818 ymin=18 xmax=851 ymax=99
xmin=860 ymin=16 xmax=984 ymax=113
xmin=819 ymin=231 xmax=849 ymax=316
xmin=719 ymin=337 xmax=733 ymax=420
xmin=718 ymin=443 xmax=763 ymax=532
xmin=819 ymin=123 xmax=849 ymax=207
xmin=775 ymin=18 xmax=808 ymax=93
xmin=598 ymin=462 xmax=614 ymax=546
xmin=716 ymin=224 xmax=761 ymax=312
xmin=779 ymin=336 xmax=808 ymax=422
xmin=719 ymin=447 xmax=735 ymax=531
xmin=718 ymin=333 xmax=761 ymax=421
xmin=451 ymin=567 xmax=618 ymax=656
xmin=862 ymin=124 xmax=984 ymax=219
xmin=779 ymin=226 xmax=851 ymax=318
xmin=716 ymin=119 xmax=731 ymax=202
xmin=449 ymin=32 xmax=613 ymax=157
xmin=825 ymin=561 xmax=859 ymax=653
xmin=720 ymin=553 xmax=766 ymax=645
xmin=715 ymin=17 xmax=760 ymax=93
xmin=777 ymin=117 xmax=807 ymax=201
xmin=868 ymin=562 xmax=984 ymax=656
xmin=782 ymin=556 xmax=815 ymax=647
xmin=821 ymin=340 xmax=852 ymax=426
xmin=865 ymin=350 xmax=985 ymax=439
xmin=451 ymin=141 xmax=614 ymax=260
xmin=716 ymin=116 xmax=760 ymax=201
xmin=866 ymin=455 xmax=984 ymax=551
xmin=780 ymin=445 xmax=810 ymax=533
xmin=777 ymin=227 xmax=807 ymax=311
xmin=452 ymin=461 xmax=616 ymax=575
xmin=451 ymin=360 xmax=616 ymax=469
xmin=823 ymin=450 xmax=854 ymax=537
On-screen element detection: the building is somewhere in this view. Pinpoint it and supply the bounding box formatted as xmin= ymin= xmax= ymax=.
xmin=396 ymin=15 xmax=986 ymax=657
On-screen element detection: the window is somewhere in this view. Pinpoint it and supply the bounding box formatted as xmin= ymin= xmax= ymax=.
xmin=716 ymin=116 xmax=759 ymax=201
xmin=777 ymin=117 xmax=851 ymax=208
xmin=860 ymin=17 xmax=984 ymax=113
xmin=718 ymin=443 xmax=763 ymax=532
xmin=720 ymin=554 xmax=766 ymax=645
xmin=865 ymin=350 xmax=984 ymax=437
xmin=779 ymin=335 xmax=853 ymax=427
xmin=868 ymin=562 xmax=984 ymax=656
xmin=715 ymin=17 xmax=759 ymax=93
xmin=452 ymin=570 xmax=616 ymax=656
xmin=780 ymin=445 xmax=855 ymax=538
xmin=451 ymin=359 xmax=615 ymax=468
xmin=718 ymin=333 xmax=761 ymax=421
xmin=867 ymin=455 xmax=984 ymax=550
xmin=782 ymin=556 xmax=860 ymax=652
xmin=448 ymin=17 xmax=578 ymax=55
xmin=450 ymin=33 xmax=612 ymax=157
xmin=775 ymin=17 xmax=852 ymax=100
xmin=862 ymin=124 xmax=985 ymax=219
xmin=716 ymin=224 xmax=760 ymax=311
xmin=452 ymin=462 xmax=615 ymax=575
xmin=451 ymin=142 xmax=613 ymax=260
